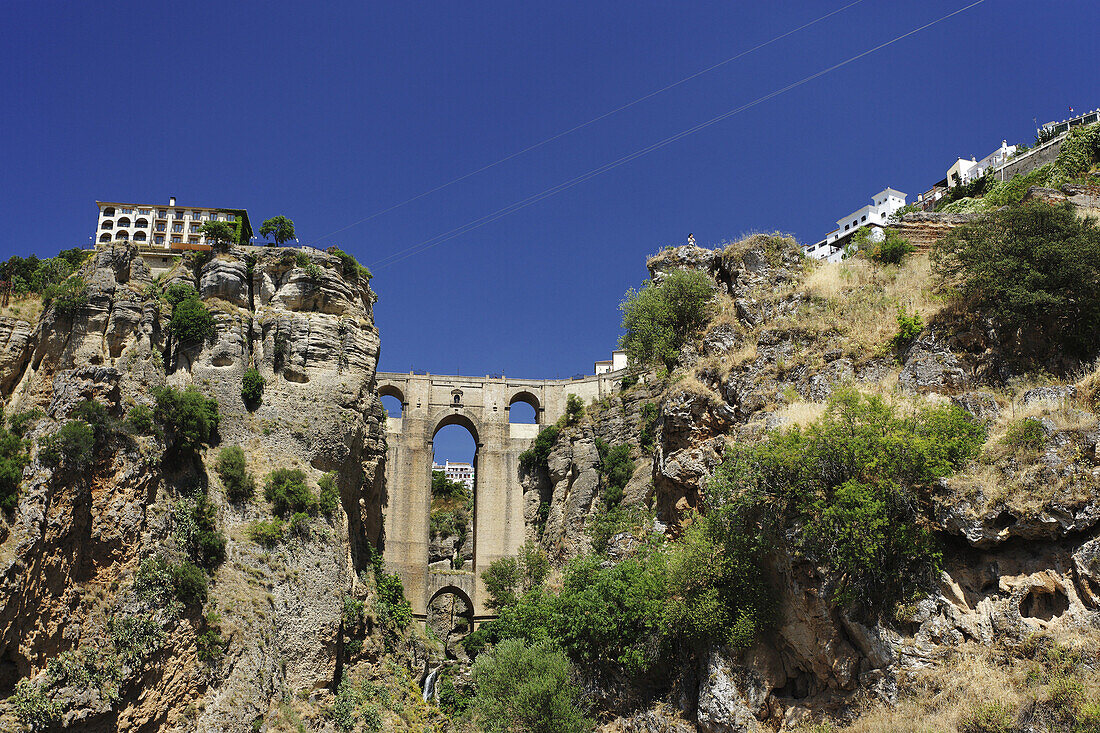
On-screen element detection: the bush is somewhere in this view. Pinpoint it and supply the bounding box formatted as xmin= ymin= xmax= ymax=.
xmin=561 ymin=394 xmax=585 ymax=427
xmin=248 ymin=518 xmax=286 ymax=547
xmin=169 ymin=295 xmax=215 ymax=345
xmin=264 ymin=468 xmax=317 ymax=517
xmin=639 ymin=402 xmax=658 ymax=450
xmin=483 ymin=542 xmax=549 ymax=611
xmin=163 ymin=282 xmax=199 ymax=307
xmin=431 ymin=469 xmax=466 ymax=499
xmin=374 ymin=569 xmax=412 ymax=630
xmin=934 ymin=201 xmax=1100 ymax=357
xmin=295 ymin=251 xmax=309 ymax=267
xmin=303 ymin=262 xmax=324 ymax=281
xmin=891 ymin=305 xmax=923 ymax=353
xmin=241 ymin=367 xmax=265 ymax=407
xmin=196 ymin=613 xmax=225 ymax=664
xmin=518 ymin=424 xmax=560 ymax=473
xmin=12 ymin=678 xmax=60 ymax=730
xmin=153 ymin=386 xmax=219 ymax=455
xmin=287 ymin=511 xmax=311 ymax=539
xmin=0 ymin=427 xmax=30 ymax=511
xmin=868 ymin=230 xmax=915 ymax=265
xmin=1002 ymin=417 xmax=1046 ymax=452
xmin=959 ymin=701 xmax=1014 ymax=733
xmin=318 ymin=472 xmax=339 ymax=516
xmin=71 ymin=399 xmax=113 ymax=443
xmin=171 ymin=561 xmax=208 ymax=606
xmin=177 ymin=495 xmax=226 ymax=571
xmin=8 ymin=408 xmax=44 ymax=438
xmin=39 ymin=420 xmax=95 ymax=470
xmin=124 ymin=404 xmax=155 ymax=435
xmin=595 ymin=439 xmax=633 ymax=507
xmin=109 ymin=613 xmax=166 ymax=665
xmin=42 ymin=276 xmax=87 ymax=317
xmin=217 ymin=446 xmax=255 ymax=503
xmin=620 ymin=269 xmax=714 ymax=370
xmin=327 ymin=246 xmax=373 ymax=282
xmin=471 ymin=638 xmax=593 ymax=733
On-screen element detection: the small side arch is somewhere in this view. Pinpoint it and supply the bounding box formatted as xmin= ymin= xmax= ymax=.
xmin=378 ymin=383 xmax=406 ymax=418
xmin=508 ymin=390 xmax=541 ymax=424
xmin=428 ymin=584 xmax=474 ymax=611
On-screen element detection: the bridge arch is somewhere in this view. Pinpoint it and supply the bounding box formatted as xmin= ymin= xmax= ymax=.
xmin=431 ymin=410 xmax=481 ymax=447
xmin=508 ymin=390 xmax=541 ymax=424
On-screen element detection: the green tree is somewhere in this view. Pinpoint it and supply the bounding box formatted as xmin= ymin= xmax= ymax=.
xmin=169 ymin=296 xmax=215 ymax=345
xmin=0 ymin=427 xmax=30 ymax=511
xmin=470 ymin=638 xmax=593 ymax=733
xmin=153 ymin=386 xmax=220 ymax=455
xmin=482 ymin=541 xmax=549 ymax=611
xmin=431 ymin=469 xmax=467 ymax=499
xmin=619 ymin=269 xmax=714 ymax=370
xmin=260 ymin=216 xmax=296 ymax=246
xmin=217 ymin=446 xmax=255 ymax=502
xmin=39 ymin=420 xmax=95 ymax=470
xmin=199 ymin=220 xmax=236 ymax=247
xmin=318 ymin=472 xmax=339 ymax=516
xmin=933 ymin=201 xmax=1100 ymax=357
xmin=241 ymin=367 xmax=264 ymax=407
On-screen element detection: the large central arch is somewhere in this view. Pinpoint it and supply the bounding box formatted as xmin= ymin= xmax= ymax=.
xmin=376 ymin=370 xmax=622 ymax=619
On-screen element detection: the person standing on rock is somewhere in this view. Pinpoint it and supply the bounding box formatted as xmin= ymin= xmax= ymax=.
xmin=687 ymin=233 xmax=696 ymax=247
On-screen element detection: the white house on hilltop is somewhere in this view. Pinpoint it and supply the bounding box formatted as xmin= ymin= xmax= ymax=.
xmin=946 ymin=140 xmax=1018 ymax=187
xmin=433 ymin=461 xmax=474 ymax=492
xmin=95 ymin=196 xmax=252 ymax=249
xmin=803 ymin=188 xmax=908 ymax=263
xmin=595 ymin=350 xmax=628 ymax=375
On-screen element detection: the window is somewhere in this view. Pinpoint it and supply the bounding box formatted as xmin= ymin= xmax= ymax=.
xmin=175 ymin=210 xmax=184 ymax=218
xmin=191 ymin=211 xmax=201 ymax=218
xmin=156 ymin=223 xmax=166 ymax=232
xmin=139 ymin=209 xmax=150 ymax=215
xmin=189 ymin=236 xmax=199 ymax=243
xmin=157 ymin=210 xmax=167 ymax=218
xmin=121 ymin=207 xmax=132 ymax=214
xmin=844 ymin=224 xmax=850 ymax=231
xmin=226 ymin=214 xmax=235 ymax=222
xmin=171 ymin=236 xmax=182 ymax=243
xmin=209 ymin=213 xmax=220 ymax=222
xmin=172 ymin=223 xmax=183 ymax=233
xmin=161 ymin=258 xmax=168 ymax=264
xmin=155 ymin=235 xmax=165 ymax=244
xmin=190 ymin=224 xmax=200 ymax=233
xmin=861 ymin=215 xmax=867 ymax=222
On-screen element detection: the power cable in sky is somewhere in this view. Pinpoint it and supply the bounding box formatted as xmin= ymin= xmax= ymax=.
xmin=369 ymin=0 xmax=990 ymax=271
xmin=302 ymin=0 xmax=868 ymax=248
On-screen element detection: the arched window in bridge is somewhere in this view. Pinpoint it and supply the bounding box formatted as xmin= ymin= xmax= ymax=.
xmin=508 ymin=392 xmax=539 ymax=424
xmin=378 ymin=385 xmax=404 ymax=418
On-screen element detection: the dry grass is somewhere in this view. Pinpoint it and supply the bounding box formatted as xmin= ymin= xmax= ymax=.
xmin=782 ymin=252 xmax=943 ymax=359
xmin=774 ymin=400 xmax=827 ymax=428
xmin=0 ymin=294 xmax=44 ymax=324
xmin=817 ymin=629 xmax=1100 ymax=733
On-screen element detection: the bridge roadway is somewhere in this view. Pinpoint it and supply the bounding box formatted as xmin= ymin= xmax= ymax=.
xmin=375 ymin=370 xmax=623 ymax=621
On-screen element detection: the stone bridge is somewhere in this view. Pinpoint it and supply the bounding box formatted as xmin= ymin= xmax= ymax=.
xmin=376 ymin=370 xmax=623 ymax=621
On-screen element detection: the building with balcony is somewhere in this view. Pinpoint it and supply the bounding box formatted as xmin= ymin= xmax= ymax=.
xmin=804 ymin=187 xmax=908 ymax=263
xmin=946 ymin=141 xmax=1019 ymax=188
xmin=432 ymin=461 xmax=475 ymax=492
xmin=95 ymin=196 xmax=252 ymax=249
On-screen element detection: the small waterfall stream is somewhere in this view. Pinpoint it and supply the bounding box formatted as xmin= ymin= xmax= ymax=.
xmin=422 ymin=666 xmax=442 ymax=702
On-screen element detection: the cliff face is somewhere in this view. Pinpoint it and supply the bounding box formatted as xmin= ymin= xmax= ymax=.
xmin=0 ymin=244 xmax=395 ymax=731
xmin=523 ymin=236 xmax=1100 ymax=731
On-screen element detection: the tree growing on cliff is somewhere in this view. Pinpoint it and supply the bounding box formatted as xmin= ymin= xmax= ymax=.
xmin=260 ymin=216 xmax=296 ymax=246
xmin=619 ymin=269 xmax=714 ymax=371
xmin=153 ymin=386 xmax=220 ymax=456
xmin=199 ymin=220 xmax=236 ymax=248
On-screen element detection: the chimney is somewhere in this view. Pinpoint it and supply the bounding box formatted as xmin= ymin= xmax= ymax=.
xmin=169 ymin=196 xmax=176 ymax=206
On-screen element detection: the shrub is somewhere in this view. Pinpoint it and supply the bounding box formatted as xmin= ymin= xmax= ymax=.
xmin=163 ymin=282 xmax=199 ymax=307
xmin=109 ymin=613 xmax=166 ymax=665
xmin=0 ymin=427 xmax=30 ymax=511
xmin=595 ymin=439 xmax=633 ymax=507
xmin=1002 ymin=417 xmax=1046 ymax=452
xmin=169 ymin=295 xmax=215 ymax=345
xmin=959 ymin=701 xmax=1014 ymax=733
xmin=1049 ymin=121 xmax=1100 ymax=187
xmin=217 ymin=446 xmax=255 ymax=503
xmin=295 ymin=251 xmax=309 ymax=267
xmin=171 ymin=561 xmax=208 ymax=606
xmin=39 ymin=420 xmax=95 ymax=470
xmin=374 ymin=569 xmax=412 ymax=630
xmin=431 ymin=469 xmax=466 ymax=499
xmin=134 ymin=554 xmax=178 ymax=608
xmin=241 ymin=367 xmax=265 ymax=406
xmin=318 ymin=472 xmax=339 ymax=516
xmin=561 ymin=394 xmax=585 ymax=427
xmin=196 ymin=613 xmax=225 ymax=664
xmin=264 ymin=468 xmax=317 ymax=517
xmin=482 ymin=542 xmax=549 ymax=611
xmin=153 ymin=386 xmax=219 ymax=454
xmin=124 ymin=404 xmax=154 ymax=435
xmin=248 ymin=518 xmax=286 ymax=547
xmin=287 ymin=511 xmax=311 ymax=539
xmin=934 ymin=201 xmax=1100 ymax=358
xmin=71 ymin=399 xmax=113 ymax=443
xmin=303 ymin=262 xmax=323 ymax=281
xmin=868 ymin=230 xmax=915 ymax=265
xmin=8 ymin=408 xmax=44 ymax=438
xmin=619 ymin=374 xmax=638 ymax=390
xmin=471 ymin=638 xmax=593 ymax=733
xmin=620 ymin=269 xmax=714 ymax=370
xmin=891 ymin=305 xmax=923 ymax=353
xmin=518 ymin=424 xmax=560 ymax=473
xmin=639 ymin=401 xmax=658 ymax=450
xmin=176 ymin=495 xmax=226 ymax=571
xmin=42 ymin=276 xmax=87 ymax=317
xmin=12 ymin=678 xmax=60 ymax=730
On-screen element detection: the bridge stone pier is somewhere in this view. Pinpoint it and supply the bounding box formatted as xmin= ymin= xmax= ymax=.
xmin=375 ymin=370 xmax=622 ymax=621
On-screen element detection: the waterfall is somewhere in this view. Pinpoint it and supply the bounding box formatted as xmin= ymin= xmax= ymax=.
xmin=422 ymin=665 xmax=442 ymax=702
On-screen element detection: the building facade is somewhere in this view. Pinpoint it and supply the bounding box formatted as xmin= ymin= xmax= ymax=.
xmin=594 ymin=350 xmax=628 ymax=375
xmin=946 ymin=141 xmax=1018 ymax=188
xmin=804 ymin=187 xmax=907 ymax=263
xmin=432 ymin=461 xmax=475 ymax=492
xmin=95 ymin=196 xmax=252 ymax=248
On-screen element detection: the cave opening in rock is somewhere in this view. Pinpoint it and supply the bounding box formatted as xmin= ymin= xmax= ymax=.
xmin=1019 ymin=586 xmax=1070 ymax=621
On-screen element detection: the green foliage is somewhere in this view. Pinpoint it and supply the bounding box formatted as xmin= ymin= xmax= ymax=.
xmin=169 ymin=294 xmax=215 ymax=345
xmin=216 ymin=446 xmax=255 ymax=503
xmin=619 ymin=269 xmax=714 ymax=371
xmin=326 ymin=246 xmax=373 ymax=282
xmin=431 ymin=469 xmax=467 ymax=499
xmin=595 ymin=439 xmax=633 ymax=507
xmin=248 ymin=518 xmax=286 ymax=547
xmin=241 ymin=367 xmax=265 ymax=406
xmin=318 ymin=472 xmax=339 ymax=516
xmin=163 ymin=282 xmax=198 ymax=307
xmin=934 ymin=200 xmax=1100 ymax=357
xmin=199 ymin=220 xmax=236 ymax=246
xmin=891 ymin=305 xmax=923 ymax=353
xmin=152 ymin=385 xmax=219 ymax=455
xmin=196 ymin=613 xmax=225 ymax=665
xmin=518 ymin=424 xmax=560 ymax=473
xmin=470 ymin=638 xmax=594 ymax=733
xmin=287 ymin=511 xmax=312 ymax=539
xmin=374 ymin=569 xmax=412 ymax=630
xmin=303 ymin=262 xmax=324 ymax=281
xmin=11 ymin=677 xmax=60 ymax=730
xmin=483 ymin=542 xmax=550 ymax=611
xmin=619 ymin=374 xmax=638 ymax=390
xmin=7 ymin=408 xmax=44 ymax=438
xmin=1002 ymin=417 xmax=1046 ymax=452
xmin=1049 ymin=122 xmax=1100 ymax=187
xmin=959 ymin=701 xmax=1014 ymax=733
xmin=171 ymin=560 xmax=208 ymax=606
xmin=333 ymin=676 xmax=383 ymax=733
xmin=124 ymin=404 xmax=155 ymax=435
xmin=561 ymin=394 xmax=585 ymax=427
xmin=72 ymin=399 xmax=113 ymax=443
xmin=294 ymin=251 xmax=309 ymax=267
xmin=175 ymin=495 xmax=226 ymax=571
xmin=264 ymin=468 xmax=317 ymax=517
xmin=639 ymin=401 xmax=658 ymax=451
xmin=867 ymin=230 xmax=915 ymax=265
xmin=41 ymin=276 xmax=87 ymax=317
xmin=39 ymin=420 xmax=95 ymax=470
xmin=589 ymin=504 xmax=647 ymax=556
xmin=0 ymin=425 xmax=29 ymax=511
xmin=984 ymin=164 xmax=1054 ymax=207
xmin=260 ymin=215 xmax=296 ymax=246
xmin=108 ymin=613 xmax=166 ymax=665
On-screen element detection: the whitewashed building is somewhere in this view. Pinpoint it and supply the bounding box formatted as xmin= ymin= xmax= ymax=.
xmin=433 ymin=461 xmax=474 ymax=492
xmin=95 ymin=196 xmax=252 ymax=248
xmin=804 ymin=188 xmax=907 ymax=263
xmin=594 ymin=350 xmax=628 ymax=375
xmin=946 ymin=141 xmax=1018 ymax=187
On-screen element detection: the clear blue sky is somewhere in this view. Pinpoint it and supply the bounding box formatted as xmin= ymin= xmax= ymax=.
xmin=3 ymin=0 xmax=1097 ymax=456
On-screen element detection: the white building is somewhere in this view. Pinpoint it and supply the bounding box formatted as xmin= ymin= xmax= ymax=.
xmin=95 ymin=196 xmax=252 ymax=249
xmin=946 ymin=141 xmax=1018 ymax=187
xmin=433 ymin=461 xmax=474 ymax=492
xmin=804 ymin=188 xmax=907 ymax=263
xmin=594 ymin=350 xmax=628 ymax=375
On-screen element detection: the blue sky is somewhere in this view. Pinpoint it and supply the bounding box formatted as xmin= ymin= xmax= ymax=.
xmin=3 ymin=1 xmax=1097 ymax=460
